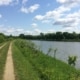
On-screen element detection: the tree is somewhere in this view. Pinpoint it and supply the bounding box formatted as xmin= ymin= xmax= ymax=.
xmin=19 ymin=34 xmax=25 ymax=39
xmin=0 ymin=33 xmax=5 ymax=43
xmin=40 ymin=33 xmax=45 ymax=40
xmin=56 ymin=32 xmax=64 ymax=40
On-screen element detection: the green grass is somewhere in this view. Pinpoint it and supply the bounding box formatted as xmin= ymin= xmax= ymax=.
xmin=12 ymin=39 xmax=80 ymax=80
xmin=0 ymin=42 xmax=5 ymax=46
xmin=0 ymin=42 xmax=10 ymax=80
xmin=12 ymin=41 xmax=41 ymax=80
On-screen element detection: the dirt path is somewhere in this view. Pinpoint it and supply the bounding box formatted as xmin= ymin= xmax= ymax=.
xmin=3 ymin=42 xmax=15 ymax=80
xmin=0 ymin=43 xmax=6 ymax=49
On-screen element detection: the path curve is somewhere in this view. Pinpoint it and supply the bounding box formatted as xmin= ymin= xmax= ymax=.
xmin=0 ymin=43 xmax=6 ymax=49
xmin=3 ymin=42 xmax=15 ymax=80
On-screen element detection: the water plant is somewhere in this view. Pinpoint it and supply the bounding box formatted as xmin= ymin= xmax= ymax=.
xmin=53 ymin=48 xmax=57 ymax=59
xmin=47 ymin=47 xmax=52 ymax=55
xmin=47 ymin=47 xmax=57 ymax=59
xmin=68 ymin=55 xmax=77 ymax=67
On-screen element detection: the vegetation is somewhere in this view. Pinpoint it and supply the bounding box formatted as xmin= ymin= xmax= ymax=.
xmin=0 ymin=33 xmax=6 ymax=43
xmin=0 ymin=42 xmax=5 ymax=46
xmin=1 ymin=31 xmax=80 ymax=42
xmin=19 ymin=32 xmax=80 ymax=41
xmin=12 ymin=41 xmax=41 ymax=80
xmin=0 ymin=33 xmax=18 ymax=43
xmin=0 ymin=42 xmax=10 ymax=80
xmin=12 ymin=39 xmax=80 ymax=80
xmin=68 ymin=56 xmax=77 ymax=66
xmin=0 ymin=32 xmax=80 ymax=80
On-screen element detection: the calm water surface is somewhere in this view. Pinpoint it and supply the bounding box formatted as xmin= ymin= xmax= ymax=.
xmin=32 ymin=40 xmax=80 ymax=69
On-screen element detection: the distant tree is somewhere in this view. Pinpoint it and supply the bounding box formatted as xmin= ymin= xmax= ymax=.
xmin=72 ymin=32 xmax=78 ymax=39
xmin=19 ymin=34 xmax=25 ymax=39
xmin=78 ymin=34 xmax=80 ymax=39
xmin=0 ymin=33 xmax=6 ymax=43
xmin=56 ymin=32 xmax=64 ymax=40
xmin=63 ymin=32 xmax=69 ymax=40
xmin=17 ymin=31 xmax=80 ymax=41
xmin=40 ymin=33 xmax=45 ymax=40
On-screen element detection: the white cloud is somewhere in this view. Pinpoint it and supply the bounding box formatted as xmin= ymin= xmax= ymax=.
xmin=20 ymin=4 xmax=40 ymax=13
xmin=24 ymin=29 xmax=41 ymax=35
xmin=0 ymin=25 xmax=25 ymax=35
xmin=48 ymin=29 xmax=54 ymax=33
xmin=22 ymin=0 xmax=28 ymax=5
xmin=25 ymin=29 xmax=41 ymax=35
xmin=0 ymin=0 xmax=18 ymax=6
xmin=34 ymin=5 xmax=70 ymax=21
xmin=61 ymin=27 xmax=80 ymax=33
xmin=31 ymin=23 xmax=38 ymax=28
xmin=0 ymin=0 xmax=12 ymax=6
xmin=16 ymin=28 xmax=24 ymax=32
xmin=34 ymin=0 xmax=80 ymax=33
xmin=53 ymin=10 xmax=80 ymax=27
xmin=57 ymin=0 xmax=66 ymax=3
xmin=57 ymin=0 xmax=80 ymax=8
xmin=42 ymin=20 xmax=51 ymax=23
xmin=0 ymin=14 xmax=2 ymax=18
xmin=34 ymin=15 xmax=44 ymax=20
xmin=20 ymin=6 xmax=28 ymax=13
xmin=25 ymin=31 xmax=32 ymax=35
xmin=29 ymin=4 xmax=39 ymax=13
xmin=34 ymin=28 xmax=41 ymax=34
xmin=0 ymin=25 xmax=41 ymax=35
xmin=57 ymin=0 xmax=80 ymax=5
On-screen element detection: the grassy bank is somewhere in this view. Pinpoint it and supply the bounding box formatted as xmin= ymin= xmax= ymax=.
xmin=0 ymin=42 xmax=10 ymax=80
xmin=0 ymin=42 xmax=5 ymax=46
xmin=12 ymin=39 xmax=80 ymax=80
xmin=12 ymin=41 xmax=41 ymax=80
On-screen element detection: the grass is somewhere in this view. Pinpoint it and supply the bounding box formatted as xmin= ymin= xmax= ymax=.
xmin=0 ymin=42 xmax=5 ymax=46
xmin=12 ymin=41 xmax=41 ymax=80
xmin=12 ymin=39 xmax=80 ymax=80
xmin=0 ymin=42 xmax=10 ymax=80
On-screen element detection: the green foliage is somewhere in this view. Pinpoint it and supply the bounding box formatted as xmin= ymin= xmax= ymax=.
xmin=0 ymin=34 xmax=5 ymax=43
xmin=12 ymin=40 xmax=41 ymax=80
xmin=68 ymin=56 xmax=77 ymax=66
xmin=18 ymin=32 xmax=80 ymax=41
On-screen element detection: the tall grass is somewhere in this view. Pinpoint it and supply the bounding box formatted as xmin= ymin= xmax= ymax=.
xmin=13 ymin=39 xmax=80 ymax=80
xmin=0 ymin=42 xmax=5 ymax=46
xmin=12 ymin=41 xmax=41 ymax=80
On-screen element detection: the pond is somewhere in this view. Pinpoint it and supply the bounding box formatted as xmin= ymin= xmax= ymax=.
xmin=32 ymin=40 xmax=80 ymax=69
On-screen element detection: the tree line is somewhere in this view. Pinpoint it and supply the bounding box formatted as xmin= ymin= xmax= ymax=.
xmin=19 ymin=32 xmax=80 ymax=41
xmin=0 ymin=33 xmax=17 ymax=43
xmin=1 ymin=32 xmax=80 ymax=42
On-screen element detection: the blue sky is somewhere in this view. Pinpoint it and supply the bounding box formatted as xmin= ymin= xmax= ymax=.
xmin=0 ymin=0 xmax=80 ymax=35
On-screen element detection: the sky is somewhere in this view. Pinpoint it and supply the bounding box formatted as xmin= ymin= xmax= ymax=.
xmin=0 ymin=0 xmax=80 ymax=35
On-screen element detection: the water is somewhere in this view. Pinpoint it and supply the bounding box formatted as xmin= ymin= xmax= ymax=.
xmin=32 ymin=40 xmax=80 ymax=69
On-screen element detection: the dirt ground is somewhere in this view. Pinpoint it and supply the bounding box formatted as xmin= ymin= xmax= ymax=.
xmin=3 ymin=43 xmax=15 ymax=80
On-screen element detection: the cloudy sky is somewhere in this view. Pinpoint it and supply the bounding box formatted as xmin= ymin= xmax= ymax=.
xmin=0 ymin=0 xmax=80 ymax=35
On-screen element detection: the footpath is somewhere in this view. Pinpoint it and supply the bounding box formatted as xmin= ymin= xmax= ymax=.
xmin=3 ymin=42 xmax=15 ymax=80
